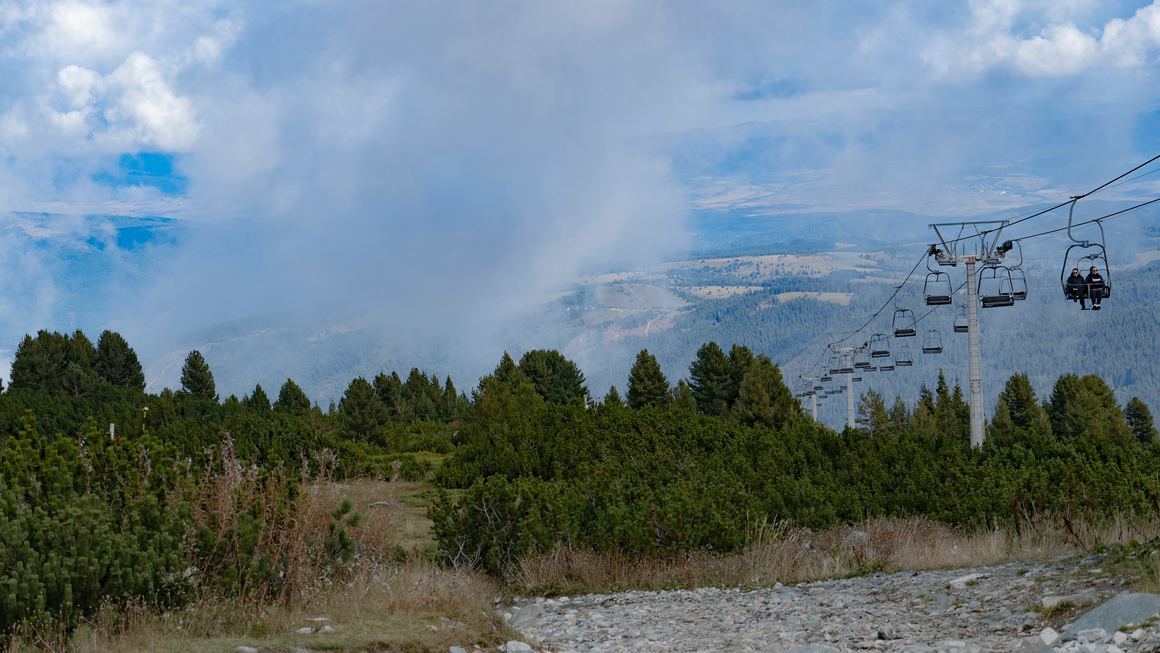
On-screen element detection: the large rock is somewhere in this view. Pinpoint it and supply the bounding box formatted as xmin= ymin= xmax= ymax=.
xmin=1063 ymin=592 xmax=1160 ymax=641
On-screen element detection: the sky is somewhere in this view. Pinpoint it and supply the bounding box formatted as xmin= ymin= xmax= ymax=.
xmin=1 ymin=0 xmax=1160 ymax=396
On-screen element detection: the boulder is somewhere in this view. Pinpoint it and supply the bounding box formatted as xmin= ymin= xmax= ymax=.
xmin=1063 ymin=593 xmax=1160 ymax=641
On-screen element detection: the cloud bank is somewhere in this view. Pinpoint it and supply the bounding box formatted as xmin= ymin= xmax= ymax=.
xmin=0 ymin=1 xmax=1159 ymax=395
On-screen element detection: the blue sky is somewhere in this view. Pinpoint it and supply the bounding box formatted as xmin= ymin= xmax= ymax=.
xmin=1 ymin=0 xmax=1160 ymax=391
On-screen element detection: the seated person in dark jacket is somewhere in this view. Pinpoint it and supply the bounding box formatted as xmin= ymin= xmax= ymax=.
xmin=1085 ymin=265 xmax=1106 ymax=310
xmin=1066 ymin=267 xmax=1087 ymax=309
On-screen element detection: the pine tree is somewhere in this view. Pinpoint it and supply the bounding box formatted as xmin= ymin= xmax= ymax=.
xmin=604 ymin=386 xmax=624 ymax=408
xmin=443 ymin=376 xmax=463 ymax=419
xmin=10 ymin=331 xmax=69 ymax=392
xmin=179 ymin=350 xmax=217 ymax=401
xmin=1126 ymin=397 xmax=1157 ymax=444
xmin=493 ymin=352 xmax=527 ymax=387
xmin=733 ymin=355 xmax=798 ymax=429
xmin=94 ymin=330 xmax=145 ymax=390
xmin=672 ymin=379 xmax=697 ymax=412
xmin=518 ymin=349 xmax=589 ymax=406
xmin=373 ymin=371 xmax=406 ymax=420
xmin=888 ymin=396 xmax=910 ymax=432
xmin=404 ymin=368 xmax=437 ymax=419
xmin=339 ymin=377 xmax=387 ymax=441
xmin=627 ymin=349 xmax=669 ymax=409
xmin=999 ymin=373 xmax=1036 ymax=429
xmin=689 ymin=342 xmax=733 ymax=415
xmin=857 ymin=389 xmax=890 ymax=436
xmin=274 ymin=378 xmax=311 ymax=413
xmin=246 ymin=384 xmax=271 ymax=412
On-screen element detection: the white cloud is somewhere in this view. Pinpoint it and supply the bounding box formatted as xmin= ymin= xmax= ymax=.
xmin=104 ymin=52 xmax=198 ymax=149
xmin=925 ymin=0 xmax=1160 ymax=78
xmin=41 ymin=0 xmax=121 ymax=62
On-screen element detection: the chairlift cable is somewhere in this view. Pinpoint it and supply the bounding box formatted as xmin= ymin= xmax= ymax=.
xmin=795 ymin=159 xmax=1160 ymax=382
xmin=1008 ymin=195 xmax=1160 ymax=244
xmin=935 ymin=153 xmax=1160 ymax=248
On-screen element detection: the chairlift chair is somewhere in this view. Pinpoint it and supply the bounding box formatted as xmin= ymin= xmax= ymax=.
xmin=869 ymin=334 xmax=891 ymax=358
xmin=813 ymin=384 xmax=825 ymax=392
xmin=1010 ymin=268 xmax=1028 ymax=301
xmin=921 ymin=329 xmax=943 ymax=354
xmin=953 ymin=305 xmax=968 ymax=333
xmin=853 ymin=349 xmax=872 ymax=370
xmin=1059 ymin=200 xmax=1112 ymax=304
xmin=878 ymin=358 xmax=895 ymax=372
xmin=851 ymin=375 xmax=863 ymax=383
xmin=923 ymin=271 xmax=953 ymax=305
xmin=892 ymin=308 xmax=917 ymax=338
xmin=895 ymin=345 xmax=913 ymax=367
xmin=978 ymin=265 xmax=1015 ymax=308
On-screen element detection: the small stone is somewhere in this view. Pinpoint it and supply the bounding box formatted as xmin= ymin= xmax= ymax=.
xmin=949 ymin=573 xmax=986 ymax=589
xmin=449 ymin=647 xmax=468 ymax=653
xmin=1112 ymin=631 xmax=1128 ymax=645
xmin=1077 ymin=628 xmax=1108 ymax=644
xmin=1107 ymin=645 xmax=1124 ymax=653
xmin=1017 ymin=637 xmax=1054 ymax=652
xmin=1040 ymin=627 xmax=1060 ymax=646
xmin=504 ymin=642 xmax=533 ymax=653
xmin=308 ymin=617 xmax=330 ymax=622
xmin=1131 ymin=628 xmax=1146 ymax=641
xmin=319 ymin=625 xmax=335 ymax=634
xmin=295 ymin=626 xmax=314 ymax=635
xmin=236 ymin=648 xmax=258 ymax=653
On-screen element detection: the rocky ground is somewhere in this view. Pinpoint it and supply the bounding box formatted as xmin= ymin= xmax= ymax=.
xmin=493 ymin=557 xmax=1160 ymax=653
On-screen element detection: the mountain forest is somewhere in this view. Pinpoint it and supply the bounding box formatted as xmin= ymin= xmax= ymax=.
xmin=1 ymin=327 xmax=1157 ymax=638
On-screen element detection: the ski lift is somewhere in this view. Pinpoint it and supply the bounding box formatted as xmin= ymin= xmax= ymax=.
xmin=851 ymin=375 xmax=863 ymax=383
xmin=921 ymin=329 xmax=943 ymax=354
xmin=892 ymin=308 xmax=917 ymax=338
xmin=853 ymin=349 xmax=872 ymax=370
xmin=820 ymin=373 xmax=832 ymax=383
xmin=1010 ymin=268 xmax=1028 ymax=301
xmin=924 ymin=272 xmax=953 ymax=305
xmin=828 ymin=356 xmax=841 ymax=376
xmin=878 ymin=358 xmax=895 ymax=372
xmin=953 ymin=304 xmax=968 ymax=333
xmin=1001 ymin=240 xmax=1028 ymax=301
xmin=978 ymin=265 xmax=1015 ymax=308
xmin=1060 ymin=199 xmax=1111 ymax=303
xmin=895 ymin=345 xmax=913 ymax=367
xmin=837 ymin=357 xmax=855 ymax=374
xmin=869 ymin=334 xmax=891 ymax=358
xmin=813 ymin=384 xmax=825 ymax=392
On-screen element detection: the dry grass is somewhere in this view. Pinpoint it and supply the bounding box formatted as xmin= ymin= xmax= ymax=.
xmin=7 ymin=561 xmax=507 ymax=653
xmin=3 ymin=474 xmax=495 ymax=653
xmin=513 ymin=514 xmax=1160 ymax=596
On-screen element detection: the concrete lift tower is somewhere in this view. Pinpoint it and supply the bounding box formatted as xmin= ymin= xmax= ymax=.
xmin=928 ymin=220 xmax=1010 ymax=448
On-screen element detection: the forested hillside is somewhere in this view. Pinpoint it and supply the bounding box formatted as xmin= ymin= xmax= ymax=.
xmin=1 ymin=325 xmax=1157 ymax=639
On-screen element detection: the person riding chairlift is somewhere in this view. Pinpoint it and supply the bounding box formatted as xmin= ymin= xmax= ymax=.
xmin=1085 ymin=265 xmax=1106 ymax=311
xmin=1066 ymin=267 xmax=1088 ymax=309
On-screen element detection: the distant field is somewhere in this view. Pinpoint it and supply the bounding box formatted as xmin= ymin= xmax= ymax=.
xmin=684 ymin=285 xmax=766 ymax=299
xmin=663 ymin=251 xmax=879 ymax=279
xmin=769 ymin=291 xmax=854 ymax=305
